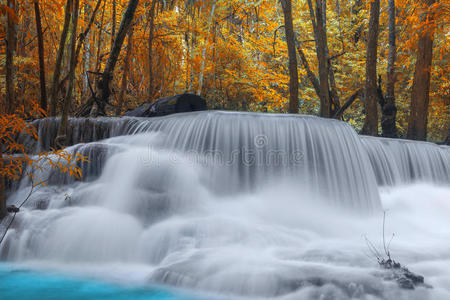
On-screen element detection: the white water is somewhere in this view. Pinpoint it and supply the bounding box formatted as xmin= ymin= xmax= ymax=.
xmin=2 ymin=111 xmax=450 ymax=299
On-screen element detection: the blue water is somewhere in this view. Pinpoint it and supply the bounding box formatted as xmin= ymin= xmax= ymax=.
xmin=0 ymin=264 xmax=201 ymax=300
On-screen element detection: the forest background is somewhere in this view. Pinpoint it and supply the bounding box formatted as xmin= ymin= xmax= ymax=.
xmin=0 ymin=0 xmax=449 ymax=142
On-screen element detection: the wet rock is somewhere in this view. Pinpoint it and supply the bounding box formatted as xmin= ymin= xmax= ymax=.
xmin=124 ymin=93 xmax=207 ymax=117
xmin=35 ymin=199 xmax=49 ymax=210
xmin=6 ymin=205 xmax=19 ymax=213
xmin=379 ymin=258 xmax=429 ymax=290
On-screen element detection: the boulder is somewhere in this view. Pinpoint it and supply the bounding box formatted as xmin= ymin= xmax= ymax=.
xmin=124 ymin=93 xmax=207 ymax=117
xmin=6 ymin=205 xmax=19 ymax=213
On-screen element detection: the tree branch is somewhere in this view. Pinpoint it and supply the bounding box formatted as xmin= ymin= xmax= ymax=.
xmin=295 ymin=38 xmax=320 ymax=96
xmin=273 ymin=25 xmax=285 ymax=56
xmin=333 ymin=89 xmax=362 ymax=119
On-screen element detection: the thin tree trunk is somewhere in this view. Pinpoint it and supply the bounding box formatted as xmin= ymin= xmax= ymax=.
xmin=321 ymin=0 xmax=339 ymax=113
xmin=49 ymin=0 xmax=73 ymax=116
xmin=382 ymin=0 xmax=398 ymax=138
xmin=111 ymin=0 xmax=116 ymax=49
xmin=295 ymin=43 xmax=320 ymax=96
xmin=306 ymin=0 xmax=332 ymax=117
xmin=407 ymin=0 xmax=435 ymax=140
xmin=93 ymin=0 xmax=139 ymax=116
xmin=56 ymin=0 xmax=79 ymax=147
xmin=34 ymin=1 xmax=47 ymax=112
xmin=184 ymin=29 xmax=190 ymax=91
xmin=0 ymin=168 xmax=5 ymax=219
xmin=306 ymin=0 xmax=318 ymax=52
xmin=81 ymin=2 xmax=91 ymax=100
xmin=117 ymin=25 xmax=134 ymax=115
xmin=78 ymin=0 xmax=102 ymax=102
xmin=188 ymin=20 xmax=196 ymax=92
xmin=197 ymin=0 xmax=216 ymax=96
xmin=280 ymin=0 xmax=299 ymax=113
xmin=94 ymin=1 xmax=106 ymax=74
xmin=3 ymin=2 xmax=28 ymax=218
xmin=362 ymin=0 xmax=380 ymax=136
xmin=5 ymin=0 xmax=17 ymax=114
xmin=445 ymin=126 xmax=450 ymax=145
xmin=333 ymin=89 xmax=362 ymax=119
xmin=76 ymin=0 xmax=102 ymax=63
xmin=315 ymin=0 xmax=331 ymax=117
xmin=148 ymin=0 xmax=157 ymax=99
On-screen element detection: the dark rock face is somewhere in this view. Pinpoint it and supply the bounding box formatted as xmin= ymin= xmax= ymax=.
xmin=124 ymin=93 xmax=207 ymax=117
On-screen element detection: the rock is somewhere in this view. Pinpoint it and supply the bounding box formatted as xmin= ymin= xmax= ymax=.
xmin=36 ymin=200 xmax=49 ymax=210
xmin=6 ymin=205 xmax=19 ymax=213
xmin=379 ymin=258 xmax=428 ymax=290
xmin=124 ymin=93 xmax=207 ymax=117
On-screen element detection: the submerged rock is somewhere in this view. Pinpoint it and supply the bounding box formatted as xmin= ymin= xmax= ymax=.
xmin=379 ymin=258 xmax=429 ymax=290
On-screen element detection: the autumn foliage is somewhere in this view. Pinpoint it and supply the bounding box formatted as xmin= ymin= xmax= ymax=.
xmin=0 ymin=0 xmax=448 ymax=141
xmin=0 ymin=101 xmax=84 ymax=180
xmin=0 ymin=99 xmax=85 ymax=218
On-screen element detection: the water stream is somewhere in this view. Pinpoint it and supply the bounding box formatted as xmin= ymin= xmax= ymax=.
xmin=2 ymin=111 xmax=449 ymax=299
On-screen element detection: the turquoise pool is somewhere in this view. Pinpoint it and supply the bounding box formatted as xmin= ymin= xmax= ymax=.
xmin=0 ymin=264 xmax=201 ymax=300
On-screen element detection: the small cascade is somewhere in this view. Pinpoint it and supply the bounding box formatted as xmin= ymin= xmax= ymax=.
xmin=361 ymin=136 xmax=450 ymax=186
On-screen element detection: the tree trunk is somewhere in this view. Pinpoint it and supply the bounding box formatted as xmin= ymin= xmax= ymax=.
xmin=188 ymin=20 xmax=196 ymax=92
xmin=49 ymin=0 xmax=73 ymax=116
xmin=407 ymin=0 xmax=435 ymax=141
xmin=76 ymin=0 xmax=102 ymax=63
xmin=1 ymin=0 xmax=16 ymax=218
xmin=0 ymin=167 xmax=5 ymax=219
xmin=445 ymin=126 xmax=450 ymax=145
xmin=94 ymin=0 xmax=106 ymax=74
xmin=280 ymin=0 xmax=299 ymax=113
xmin=321 ymin=0 xmax=339 ymax=114
xmin=315 ymin=0 xmax=332 ymax=117
xmin=92 ymin=0 xmax=139 ymax=116
xmin=74 ymin=0 xmax=102 ymax=104
xmin=111 ymin=0 xmax=116 ymax=49
xmin=56 ymin=0 xmax=79 ymax=147
xmin=362 ymin=0 xmax=380 ymax=136
xmin=333 ymin=89 xmax=362 ymax=119
xmin=5 ymin=0 xmax=17 ymax=114
xmin=197 ymin=0 xmax=216 ymax=96
xmin=117 ymin=26 xmax=134 ymax=115
xmin=80 ymin=0 xmax=102 ymax=100
xmin=34 ymin=1 xmax=47 ymax=112
xmin=381 ymin=0 xmax=398 ymax=138
xmin=296 ymin=43 xmax=320 ymax=97
xmin=306 ymin=0 xmax=332 ymax=117
xmin=148 ymin=0 xmax=157 ymax=99
xmin=81 ymin=2 xmax=91 ymax=100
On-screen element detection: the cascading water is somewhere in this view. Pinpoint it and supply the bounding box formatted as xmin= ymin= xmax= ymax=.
xmin=361 ymin=136 xmax=450 ymax=186
xmin=1 ymin=111 xmax=450 ymax=300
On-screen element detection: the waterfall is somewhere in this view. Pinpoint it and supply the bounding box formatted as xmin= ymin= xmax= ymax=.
xmin=361 ymin=136 xmax=450 ymax=186
xmin=2 ymin=111 xmax=450 ymax=299
xmin=18 ymin=111 xmax=382 ymax=211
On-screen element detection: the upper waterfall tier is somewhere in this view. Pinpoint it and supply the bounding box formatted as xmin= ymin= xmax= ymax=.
xmin=23 ymin=111 xmax=382 ymax=212
xmin=20 ymin=111 xmax=449 ymax=210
